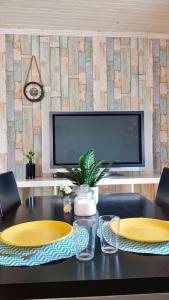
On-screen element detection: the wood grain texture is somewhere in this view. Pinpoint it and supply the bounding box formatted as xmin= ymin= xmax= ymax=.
xmin=50 ymin=46 xmax=60 ymax=101
xmin=139 ymin=38 xmax=146 ymax=75
xmin=85 ymin=37 xmax=93 ymax=111
xmin=93 ymin=37 xmax=107 ymax=110
xmin=107 ymin=37 xmax=114 ymax=110
xmin=2 ymin=0 xmax=169 ymax=34
xmin=68 ymin=37 xmax=78 ymax=77
xmin=13 ymin=35 xmax=22 ymax=177
xmin=2 ymin=34 xmax=169 ymax=200
xmin=60 ymin=48 xmax=68 ymax=100
xmin=0 ymin=40 xmax=8 ymax=173
xmin=121 ymin=47 xmax=130 ymax=94
xmin=69 ymin=78 xmax=79 ymax=111
xmin=6 ymin=35 xmax=15 ymax=171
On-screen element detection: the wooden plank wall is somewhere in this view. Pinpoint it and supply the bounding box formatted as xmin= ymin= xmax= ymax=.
xmin=0 ymin=35 xmax=7 ymax=173
xmin=0 ymin=34 xmax=169 ymax=199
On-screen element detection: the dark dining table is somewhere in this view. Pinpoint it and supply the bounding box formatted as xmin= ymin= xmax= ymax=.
xmin=1 ymin=193 xmax=169 ymax=300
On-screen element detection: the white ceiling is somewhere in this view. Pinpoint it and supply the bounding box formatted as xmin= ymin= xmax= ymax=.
xmin=0 ymin=0 xmax=169 ymax=34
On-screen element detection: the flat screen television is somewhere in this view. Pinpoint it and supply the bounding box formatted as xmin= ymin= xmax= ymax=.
xmin=49 ymin=111 xmax=145 ymax=169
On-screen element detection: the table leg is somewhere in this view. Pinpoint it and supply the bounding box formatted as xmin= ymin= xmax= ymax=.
xmin=54 ymin=186 xmax=58 ymax=195
xmin=131 ymin=184 xmax=134 ymax=193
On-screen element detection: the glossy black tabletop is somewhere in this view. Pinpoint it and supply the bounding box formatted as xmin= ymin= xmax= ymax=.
xmin=1 ymin=193 xmax=169 ymax=300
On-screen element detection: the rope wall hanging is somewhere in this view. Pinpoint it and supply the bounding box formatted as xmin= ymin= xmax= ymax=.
xmin=23 ymin=56 xmax=44 ymax=102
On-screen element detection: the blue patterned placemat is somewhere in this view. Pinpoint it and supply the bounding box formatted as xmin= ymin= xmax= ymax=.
xmin=0 ymin=227 xmax=88 ymax=267
xmin=97 ymin=222 xmax=169 ymax=255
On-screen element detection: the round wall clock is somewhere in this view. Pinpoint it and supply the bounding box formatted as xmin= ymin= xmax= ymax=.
xmin=24 ymin=82 xmax=44 ymax=102
xmin=23 ymin=56 xmax=44 ymax=103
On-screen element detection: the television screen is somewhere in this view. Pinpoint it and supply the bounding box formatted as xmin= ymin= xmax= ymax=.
xmin=50 ymin=112 xmax=145 ymax=167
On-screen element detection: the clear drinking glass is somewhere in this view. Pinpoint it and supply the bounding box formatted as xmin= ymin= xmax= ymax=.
xmin=73 ymin=218 xmax=96 ymax=261
xmin=99 ymin=215 xmax=120 ymax=254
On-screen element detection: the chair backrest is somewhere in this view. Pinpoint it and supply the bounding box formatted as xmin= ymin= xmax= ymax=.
xmin=0 ymin=171 xmax=21 ymax=215
xmin=155 ymin=167 xmax=169 ymax=207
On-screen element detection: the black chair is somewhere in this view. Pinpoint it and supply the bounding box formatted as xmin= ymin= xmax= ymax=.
xmin=98 ymin=192 xmax=146 ymax=218
xmin=0 ymin=171 xmax=21 ymax=216
xmin=155 ymin=167 xmax=169 ymax=207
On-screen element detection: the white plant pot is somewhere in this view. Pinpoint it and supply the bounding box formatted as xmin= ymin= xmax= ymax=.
xmin=91 ymin=186 xmax=99 ymax=204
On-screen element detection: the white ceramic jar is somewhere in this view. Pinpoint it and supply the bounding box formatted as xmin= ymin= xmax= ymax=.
xmin=74 ymin=184 xmax=96 ymax=217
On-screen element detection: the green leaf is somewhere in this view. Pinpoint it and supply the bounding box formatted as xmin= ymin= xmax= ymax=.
xmin=94 ymin=164 xmax=111 ymax=185
xmin=83 ymin=149 xmax=95 ymax=170
xmin=78 ymin=155 xmax=85 ymax=168
xmin=87 ymin=160 xmax=103 ymax=186
xmin=55 ymin=149 xmax=114 ymax=187
xmin=78 ymin=155 xmax=86 ymax=182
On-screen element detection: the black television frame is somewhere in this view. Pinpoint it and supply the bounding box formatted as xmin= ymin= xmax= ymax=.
xmin=50 ymin=111 xmax=145 ymax=168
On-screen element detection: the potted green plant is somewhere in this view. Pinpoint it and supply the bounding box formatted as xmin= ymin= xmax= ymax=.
xmin=25 ymin=150 xmax=35 ymax=179
xmin=56 ymin=149 xmax=110 ymax=203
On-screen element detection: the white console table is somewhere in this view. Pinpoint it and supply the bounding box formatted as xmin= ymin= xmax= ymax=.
xmin=16 ymin=173 xmax=160 ymax=195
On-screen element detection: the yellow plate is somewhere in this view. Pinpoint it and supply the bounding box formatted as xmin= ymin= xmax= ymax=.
xmin=110 ymin=218 xmax=169 ymax=243
xmin=0 ymin=220 xmax=73 ymax=247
